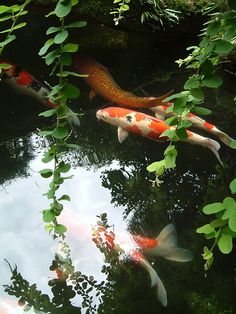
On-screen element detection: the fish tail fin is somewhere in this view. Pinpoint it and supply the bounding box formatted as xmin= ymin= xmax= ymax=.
xmin=215 ymin=130 xmax=235 ymax=148
xmin=145 ymin=224 xmax=193 ymax=262
xmin=67 ymin=109 xmax=80 ymax=127
xmin=188 ymin=133 xmax=223 ymax=166
xmin=139 ymin=258 xmax=167 ymax=307
xmin=147 ymin=90 xmax=173 ymax=107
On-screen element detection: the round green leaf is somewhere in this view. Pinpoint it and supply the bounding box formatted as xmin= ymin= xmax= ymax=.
xmin=53 ymin=126 xmax=69 ymax=139
xmin=54 ymin=30 xmax=68 ymax=44
xmin=202 ymin=74 xmax=223 ymax=88
xmin=55 ymin=224 xmax=67 ymax=234
xmin=191 ymin=88 xmax=205 ymax=101
xmin=214 ymin=39 xmax=234 ymax=54
xmin=39 ymin=169 xmax=53 ymax=178
xmin=230 ymin=178 xmax=236 ymax=194
xmin=55 ymin=0 xmax=72 ymax=17
xmin=62 ymin=43 xmax=78 ymax=53
xmin=206 ymin=21 xmax=221 ymax=36
xmin=203 ymin=202 xmax=225 ymax=214
xmin=218 ymin=233 xmax=233 ymax=254
xmin=196 ymin=224 xmax=215 ymax=234
xmin=43 ymin=210 xmax=55 ymax=222
xmin=62 ymin=83 xmax=80 ymax=99
xmin=228 ymin=216 xmax=236 ymax=232
xmin=223 ymin=197 xmax=236 ymax=210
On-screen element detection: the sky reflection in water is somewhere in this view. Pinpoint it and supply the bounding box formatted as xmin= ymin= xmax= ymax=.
xmin=0 ymin=138 xmax=127 ymax=311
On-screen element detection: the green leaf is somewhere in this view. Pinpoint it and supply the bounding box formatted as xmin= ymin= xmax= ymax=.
xmin=214 ymin=39 xmax=234 ymax=54
xmin=43 ymin=210 xmax=55 ymax=222
xmin=53 ymin=126 xmax=69 ymax=139
xmin=39 ymin=109 xmax=56 ymax=117
xmin=209 ymin=219 xmax=226 ymax=228
xmin=54 ymin=30 xmax=69 ymax=44
xmin=200 ymin=60 xmax=213 ymax=77
xmin=38 ymin=39 xmax=54 ymax=56
xmin=191 ymin=88 xmax=205 ymax=101
xmin=65 ymin=143 xmax=80 ymax=149
xmin=229 ymin=178 xmax=236 ymax=194
xmin=206 ymin=21 xmax=221 ymax=36
xmin=165 ymin=116 xmax=178 ymax=126
xmin=203 ymin=202 xmax=225 ymax=214
xmin=230 ymin=140 xmax=236 ymax=149
xmin=160 ymin=129 xmax=178 ymax=140
xmin=228 ymin=215 xmax=236 ymax=232
xmin=39 ymin=169 xmax=53 ymax=178
xmin=44 ymin=49 xmax=59 ymax=65
xmin=173 ymin=96 xmax=187 ymax=114
xmin=62 ymin=43 xmax=78 ymax=53
xmin=184 ymin=76 xmax=200 ymax=90
xmin=228 ymin=0 xmax=236 ymax=9
xmin=60 ymin=53 xmax=72 ymax=66
xmin=147 ymin=161 xmax=163 ymax=172
xmin=62 ymin=83 xmax=80 ymax=99
xmin=196 ymin=224 xmax=215 ymax=234
xmin=57 ymin=161 xmax=71 ymax=173
xmin=218 ymin=233 xmax=233 ymax=254
xmin=202 ymin=246 xmax=213 ymax=260
xmin=66 ymin=21 xmax=87 ymax=28
xmin=38 ymin=130 xmax=53 ymax=136
xmin=176 ymin=127 xmax=188 ymax=140
xmin=223 ymin=197 xmax=236 ymax=211
xmin=55 ymin=0 xmax=72 ymax=17
xmin=202 ymin=74 xmax=223 ymax=88
xmin=59 ymin=194 xmax=71 ymax=201
xmin=0 ymin=22 xmax=26 ymax=33
xmin=192 ymin=106 xmax=212 ymax=115
xmin=55 ymin=224 xmax=67 ymax=234
xmin=178 ymin=119 xmax=192 ymax=129
xmin=0 ymin=5 xmax=12 ymax=14
xmin=164 ymin=151 xmax=176 ymax=169
xmin=46 ymin=27 xmax=61 ymax=35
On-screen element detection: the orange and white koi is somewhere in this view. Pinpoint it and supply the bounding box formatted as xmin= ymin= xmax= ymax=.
xmin=73 ymin=54 xmax=171 ymax=108
xmin=92 ymin=223 xmax=193 ymax=307
xmin=151 ymin=103 xmax=234 ymax=147
xmin=96 ymin=107 xmax=223 ymax=164
xmin=0 ymin=61 xmax=80 ymax=127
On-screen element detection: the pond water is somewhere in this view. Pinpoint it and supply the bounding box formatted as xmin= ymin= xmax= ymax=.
xmin=0 ymin=7 xmax=236 ymax=314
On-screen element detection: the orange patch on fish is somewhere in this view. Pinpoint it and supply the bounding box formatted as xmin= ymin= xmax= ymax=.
xmin=204 ymin=122 xmax=214 ymax=129
xmin=16 ymin=70 xmax=33 ymax=86
xmin=134 ymin=112 xmax=145 ymax=122
xmin=133 ymin=236 xmax=158 ymax=249
xmin=131 ymin=251 xmax=144 ymax=262
xmin=126 ymin=125 xmax=143 ymax=136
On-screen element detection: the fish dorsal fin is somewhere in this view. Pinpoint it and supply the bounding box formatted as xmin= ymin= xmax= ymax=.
xmin=89 ymin=89 xmax=97 ymax=100
xmin=118 ymin=127 xmax=129 ymax=143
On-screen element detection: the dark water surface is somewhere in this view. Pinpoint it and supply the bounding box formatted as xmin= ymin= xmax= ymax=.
xmin=0 ymin=8 xmax=236 ymax=314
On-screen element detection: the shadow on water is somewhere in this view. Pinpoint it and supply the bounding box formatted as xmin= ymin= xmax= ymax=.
xmin=0 ymin=6 xmax=236 ymax=314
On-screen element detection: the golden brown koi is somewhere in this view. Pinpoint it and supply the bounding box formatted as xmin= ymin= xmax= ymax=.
xmin=73 ymin=54 xmax=171 ymax=108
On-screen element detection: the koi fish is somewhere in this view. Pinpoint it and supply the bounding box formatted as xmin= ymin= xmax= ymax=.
xmin=92 ymin=223 xmax=193 ymax=307
xmin=151 ymin=103 xmax=234 ymax=147
xmin=73 ymin=54 xmax=171 ymax=108
xmin=96 ymin=107 xmax=223 ymax=165
xmin=0 ymin=61 xmax=80 ymax=127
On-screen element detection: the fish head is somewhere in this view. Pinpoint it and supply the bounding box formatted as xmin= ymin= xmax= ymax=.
xmin=96 ymin=107 xmax=122 ymax=127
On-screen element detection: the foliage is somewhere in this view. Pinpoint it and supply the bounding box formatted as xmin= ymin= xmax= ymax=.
xmin=37 ymin=0 xmax=86 ymax=237
xmin=140 ymin=0 xmax=181 ymax=28
xmin=0 ymin=0 xmax=30 ymax=68
xmin=147 ymin=0 xmax=236 ymax=188
xmin=110 ymin=0 xmax=131 ymax=25
xmin=196 ymin=178 xmax=236 ymax=270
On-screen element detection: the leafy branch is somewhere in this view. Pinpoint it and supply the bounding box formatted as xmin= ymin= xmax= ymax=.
xmin=38 ymin=0 xmax=86 ymax=237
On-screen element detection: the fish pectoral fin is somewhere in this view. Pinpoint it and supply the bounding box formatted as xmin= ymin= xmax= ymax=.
xmin=89 ymin=89 xmax=97 ymax=101
xmin=154 ymin=112 xmax=165 ymax=120
xmin=118 ymin=127 xmax=129 ymax=143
